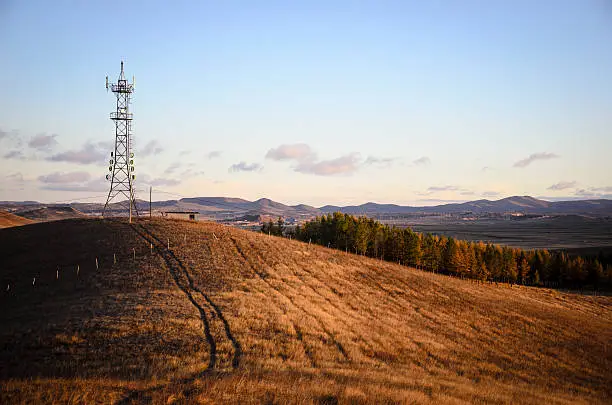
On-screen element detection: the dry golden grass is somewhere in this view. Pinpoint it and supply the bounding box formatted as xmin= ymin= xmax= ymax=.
xmin=0 ymin=210 xmax=34 ymax=229
xmin=1 ymin=218 xmax=610 ymax=404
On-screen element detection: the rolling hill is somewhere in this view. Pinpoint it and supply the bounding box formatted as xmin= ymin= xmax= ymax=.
xmin=5 ymin=196 xmax=612 ymax=220
xmin=0 ymin=210 xmax=34 ymax=229
xmin=16 ymin=206 xmax=87 ymax=222
xmin=321 ymin=196 xmax=612 ymax=215
xmin=1 ymin=218 xmax=610 ymax=404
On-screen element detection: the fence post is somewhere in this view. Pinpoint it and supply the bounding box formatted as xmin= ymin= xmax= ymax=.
xmin=77 ymin=265 xmax=80 ymax=276
xmin=114 ymin=253 xmax=117 ymax=265
xmin=33 ymin=277 xmax=36 ymax=286
xmin=133 ymin=248 xmax=136 ymax=261
xmin=96 ymin=257 xmax=99 ymax=270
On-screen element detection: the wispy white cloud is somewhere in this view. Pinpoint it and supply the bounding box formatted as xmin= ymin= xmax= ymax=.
xmin=180 ymin=168 xmax=205 ymax=178
xmin=38 ymin=171 xmax=91 ymax=183
xmin=228 ymin=161 xmax=263 ymax=173
xmin=295 ymin=153 xmax=361 ymax=176
xmin=140 ymin=140 xmax=163 ymax=157
xmin=265 ymin=143 xmax=387 ymax=176
xmin=266 ymin=143 xmax=315 ymax=162
xmin=574 ymin=186 xmax=612 ymax=199
xmin=413 ymin=156 xmax=430 ymax=166
xmin=513 ymin=152 xmax=559 ymax=168
xmin=1 ymin=172 xmax=26 ymax=192
xmin=365 ymin=156 xmax=396 ymax=167
xmin=547 ymin=181 xmax=577 ymax=191
xmin=590 ymin=186 xmax=612 ymax=193
xmin=0 ymin=128 xmax=22 ymax=147
xmin=164 ymin=162 xmax=182 ymax=175
xmin=139 ymin=174 xmax=181 ymax=187
xmin=40 ymin=181 xmax=107 ymax=192
xmin=48 ymin=141 xmax=107 ymax=164
xmin=28 ymin=133 xmax=58 ymax=151
xmin=3 ymin=150 xmax=25 ymax=160
xmin=2 ymin=129 xmax=59 ymax=160
xmin=37 ymin=171 xmax=106 ymax=192
xmin=5 ymin=172 xmax=24 ymax=183
xmin=427 ymin=185 xmax=460 ymax=192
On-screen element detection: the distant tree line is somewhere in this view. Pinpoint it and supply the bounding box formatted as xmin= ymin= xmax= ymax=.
xmin=261 ymin=217 xmax=285 ymax=237
xmin=294 ymin=212 xmax=612 ymax=290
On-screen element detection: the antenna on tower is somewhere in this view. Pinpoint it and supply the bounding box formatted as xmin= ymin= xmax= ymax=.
xmin=103 ymin=61 xmax=138 ymax=221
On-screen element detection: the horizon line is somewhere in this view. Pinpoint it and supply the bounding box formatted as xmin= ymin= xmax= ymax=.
xmin=2 ymin=194 xmax=611 ymax=209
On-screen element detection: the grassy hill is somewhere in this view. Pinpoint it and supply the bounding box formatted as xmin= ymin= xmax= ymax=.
xmin=15 ymin=206 xmax=87 ymax=222
xmin=1 ymin=218 xmax=610 ymax=404
xmin=0 ymin=210 xmax=34 ymax=229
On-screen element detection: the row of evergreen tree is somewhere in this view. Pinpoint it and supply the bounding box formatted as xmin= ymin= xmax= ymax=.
xmin=288 ymin=212 xmax=611 ymax=290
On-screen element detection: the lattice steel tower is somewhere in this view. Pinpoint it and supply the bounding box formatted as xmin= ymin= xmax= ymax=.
xmin=103 ymin=61 xmax=138 ymax=220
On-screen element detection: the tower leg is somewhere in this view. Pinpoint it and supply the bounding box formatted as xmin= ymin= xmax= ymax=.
xmin=103 ymin=62 xmax=138 ymax=219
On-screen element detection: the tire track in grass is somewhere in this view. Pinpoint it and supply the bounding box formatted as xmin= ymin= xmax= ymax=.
xmin=130 ymin=224 xmax=217 ymax=370
xmin=230 ymin=236 xmax=350 ymax=362
xmin=136 ymin=223 xmax=242 ymax=369
xmin=292 ymin=322 xmax=317 ymax=368
xmin=201 ymin=230 xmax=315 ymax=368
xmin=198 ymin=229 xmax=319 ymax=368
xmin=279 ymin=237 xmax=451 ymax=369
xmin=230 ymin=237 xmax=326 ymax=364
xmin=254 ymin=236 xmax=386 ymax=363
xmin=258 ymin=234 xmax=446 ymax=368
xmin=115 ymin=223 xmax=218 ymax=404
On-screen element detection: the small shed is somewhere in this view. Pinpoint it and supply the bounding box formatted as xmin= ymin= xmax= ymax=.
xmin=162 ymin=211 xmax=200 ymax=221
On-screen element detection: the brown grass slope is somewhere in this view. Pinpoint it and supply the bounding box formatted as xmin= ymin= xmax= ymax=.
xmin=0 ymin=218 xmax=610 ymax=404
xmin=0 ymin=210 xmax=35 ymax=229
xmin=16 ymin=206 xmax=87 ymax=222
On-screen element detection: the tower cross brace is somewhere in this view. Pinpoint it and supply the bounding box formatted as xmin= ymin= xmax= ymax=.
xmin=103 ymin=61 xmax=138 ymax=219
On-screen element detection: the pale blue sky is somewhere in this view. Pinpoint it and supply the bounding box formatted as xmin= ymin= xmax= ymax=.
xmin=1 ymin=0 xmax=611 ymax=206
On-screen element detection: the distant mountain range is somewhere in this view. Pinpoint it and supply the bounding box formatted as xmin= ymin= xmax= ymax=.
xmin=320 ymin=196 xmax=612 ymax=216
xmin=2 ymin=196 xmax=612 ymax=219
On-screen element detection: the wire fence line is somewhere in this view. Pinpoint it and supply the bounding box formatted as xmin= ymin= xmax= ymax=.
xmin=1 ymin=226 xmax=206 ymax=296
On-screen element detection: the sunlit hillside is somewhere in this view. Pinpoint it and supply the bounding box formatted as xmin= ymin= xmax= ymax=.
xmin=1 ymin=218 xmax=610 ymax=404
xmin=0 ymin=210 xmax=34 ymax=229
